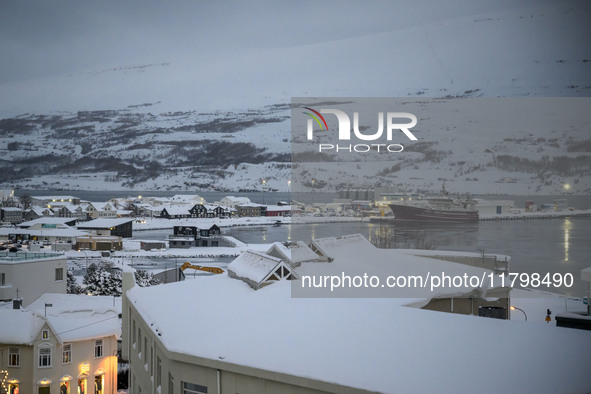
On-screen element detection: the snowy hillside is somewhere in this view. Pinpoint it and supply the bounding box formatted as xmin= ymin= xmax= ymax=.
xmin=1 ymin=0 xmax=589 ymax=193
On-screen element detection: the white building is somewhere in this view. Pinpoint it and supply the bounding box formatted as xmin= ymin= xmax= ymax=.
xmin=85 ymin=202 xmax=118 ymax=219
xmin=0 ymin=252 xmax=67 ymax=306
xmin=218 ymin=196 xmax=251 ymax=209
xmin=475 ymin=199 xmax=515 ymax=216
xmin=122 ymin=235 xmax=591 ymax=393
xmin=169 ymin=194 xmax=206 ymax=205
xmin=0 ymin=293 xmax=120 ymax=394
xmin=30 ymin=196 xmax=81 ymax=208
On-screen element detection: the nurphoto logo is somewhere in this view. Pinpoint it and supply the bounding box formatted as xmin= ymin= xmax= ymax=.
xmin=304 ymin=107 xmax=418 ymax=153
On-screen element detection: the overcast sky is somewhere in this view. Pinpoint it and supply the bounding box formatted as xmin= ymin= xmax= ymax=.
xmin=1 ymin=0 xmax=569 ymax=83
xmin=0 ymin=0 xmax=589 ymax=114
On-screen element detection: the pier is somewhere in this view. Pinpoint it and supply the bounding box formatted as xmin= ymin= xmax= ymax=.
xmin=479 ymin=209 xmax=591 ymax=221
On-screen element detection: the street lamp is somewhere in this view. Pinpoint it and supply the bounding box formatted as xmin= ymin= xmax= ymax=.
xmin=262 ymin=179 xmax=266 ymax=204
xmin=78 ymin=249 xmax=89 ymax=273
xmin=510 ymin=306 xmax=527 ymax=321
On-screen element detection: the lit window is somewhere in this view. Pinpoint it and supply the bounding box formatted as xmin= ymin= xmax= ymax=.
xmin=62 ymin=343 xmax=72 ymax=364
xmin=8 ymin=347 xmax=19 ymax=367
xmin=55 ymin=268 xmax=64 ymax=281
xmin=95 ymin=339 xmax=103 ymax=358
xmin=42 ymin=330 xmax=49 ymax=339
xmin=39 ymin=347 xmax=51 ymax=367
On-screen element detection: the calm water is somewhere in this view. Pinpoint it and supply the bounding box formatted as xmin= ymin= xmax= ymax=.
xmin=17 ymin=190 xmax=591 ymax=296
xmin=226 ymin=217 xmax=591 ymax=297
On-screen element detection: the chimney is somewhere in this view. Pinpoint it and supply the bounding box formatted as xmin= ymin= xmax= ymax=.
xmin=12 ymin=298 xmax=22 ymax=310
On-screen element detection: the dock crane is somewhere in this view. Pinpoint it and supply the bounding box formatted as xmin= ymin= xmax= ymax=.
xmin=180 ymin=262 xmax=224 ymax=274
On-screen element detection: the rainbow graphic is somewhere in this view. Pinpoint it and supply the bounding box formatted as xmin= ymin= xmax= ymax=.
xmin=303 ymin=107 xmax=328 ymax=130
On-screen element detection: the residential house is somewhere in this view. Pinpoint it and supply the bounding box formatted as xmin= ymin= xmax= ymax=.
xmin=0 ymin=293 xmax=120 ymax=394
xmin=169 ymin=225 xmax=225 ymax=248
xmin=218 ymin=196 xmax=251 ymax=209
xmin=23 ymin=207 xmax=55 ymax=222
xmin=85 ymin=202 xmax=118 ymax=220
xmin=158 ymin=205 xmax=191 ymax=219
xmin=1 ymin=207 xmax=23 ymax=224
xmin=50 ymin=204 xmax=86 ymax=221
xmin=189 ymin=204 xmax=229 ymax=218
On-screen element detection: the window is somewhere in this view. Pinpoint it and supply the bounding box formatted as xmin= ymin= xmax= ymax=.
xmin=150 ymin=346 xmax=153 ymax=376
xmin=42 ymin=330 xmax=49 ymax=339
xmin=95 ymin=339 xmax=103 ymax=358
xmin=168 ymin=373 xmax=174 ymax=394
xmin=63 ymin=343 xmax=72 ymax=364
xmin=138 ymin=328 xmax=142 ymax=353
xmin=39 ymin=347 xmax=51 ymax=367
xmin=182 ymin=382 xmax=207 ymax=394
xmin=143 ymin=338 xmax=147 ymax=360
xmin=132 ymin=318 xmax=136 ymax=346
xmin=55 ymin=268 xmax=64 ymax=281
xmin=156 ymin=356 xmax=161 ymax=387
xmin=8 ymin=347 xmax=19 ymax=367
xmin=0 ymin=272 xmax=5 ymax=286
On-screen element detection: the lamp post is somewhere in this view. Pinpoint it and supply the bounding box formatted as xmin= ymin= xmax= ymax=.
xmin=78 ymin=249 xmax=89 ymax=273
xmin=510 ymin=306 xmax=527 ymax=321
xmin=262 ymin=179 xmax=266 ymax=204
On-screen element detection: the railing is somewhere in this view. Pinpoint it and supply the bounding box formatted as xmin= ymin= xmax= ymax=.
xmin=0 ymin=251 xmax=64 ymax=261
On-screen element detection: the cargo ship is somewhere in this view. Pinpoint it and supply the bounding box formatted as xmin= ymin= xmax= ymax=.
xmin=387 ymin=183 xmax=479 ymax=222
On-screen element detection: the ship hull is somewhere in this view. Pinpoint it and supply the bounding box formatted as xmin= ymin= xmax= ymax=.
xmin=388 ymin=204 xmax=479 ymax=222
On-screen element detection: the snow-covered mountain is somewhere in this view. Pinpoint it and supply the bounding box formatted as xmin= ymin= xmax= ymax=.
xmin=1 ymin=0 xmax=589 ymax=194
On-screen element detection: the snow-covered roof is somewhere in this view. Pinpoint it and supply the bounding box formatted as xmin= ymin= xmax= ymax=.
xmin=18 ymin=217 xmax=76 ymax=228
xmin=0 ymin=228 xmax=87 ymax=238
xmin=227 ymin=250 xmax=283 ymax=284
xmin=26 ymin=294 xmax=121 ymax=342
xmin=1 ymin=207 xmax=22 ymax=212
xmin=50 ymin=203 xmax=80 ymax=213
xmin=88 ymin=202 xmax=113 ymax=211
xmin=159 ymin=204 xmax=192 ymax=216
xmin=309 ymin=233 xmax=372 ymax=258
xmin=31 ymin=195 xmax=79 ymax=201
xmin=236 ymin=202 xmax=266 ymax=208
xmin=221 ymin=196 xmax=251 ymax=204
xmin=127 ymin=273 xmax=591 ymax=393
xmin=0 ymin=309 xmax=45 ymax=344
xmin=77 ymin=218 xmax=133 ymax=229
xmin=27 ymin=206 xmax=55 ymax=216
xmin=267 ymin=241 xmax=319 ymax=266
xmin=265 ymin=205 xmax=292 ymax=211
xmin=170 ymin=194 xmax=205 ymax=203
